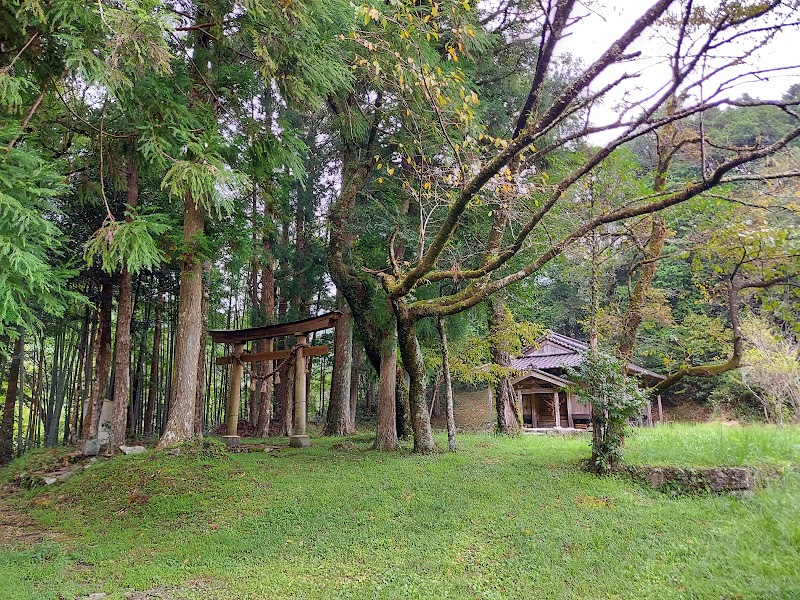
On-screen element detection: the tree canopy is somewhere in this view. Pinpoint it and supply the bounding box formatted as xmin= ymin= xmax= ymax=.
xmin=0 ymin=0 xmax=799 ymax=459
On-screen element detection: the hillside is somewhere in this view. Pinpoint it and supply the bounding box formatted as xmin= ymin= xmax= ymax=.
xmin=1 ymin=428 xmax=799 ymax=599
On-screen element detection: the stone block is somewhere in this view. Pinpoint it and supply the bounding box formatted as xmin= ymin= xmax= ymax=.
xmin=625 ymin=465 xmax=755 ymax=493
xmin=221 ymin=435 xmax=241 ymax=448
xmin=289 ymin=435 xmax=311 ymax=448
xmin=79 ymin=438 xmax=102 ymax=456
xmin=705 ymin=467 xmax=751 ymax=492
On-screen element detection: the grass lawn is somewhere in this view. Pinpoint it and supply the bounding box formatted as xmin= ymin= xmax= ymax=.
xmin=1 ymin=425 xmax=799 ymax=599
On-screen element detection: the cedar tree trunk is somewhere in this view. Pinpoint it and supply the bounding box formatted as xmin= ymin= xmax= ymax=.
xmin=143 ymin=289 xmax=162 ymax=437
xmin=158 ymin=194 xmax=205 ymax=448
xmin=82 ymin=277 xmax=113 ymax=442
xmin=325 ymin=294 xmax=354 ymax=435
xmin=374 ymin=326 xmax=398 ymax=451
xmin=0 ymin=336 xmax=23 ymax=463
xmin=194 ymin=260 xmax=211 ymax=438
xmin=109 ymin=159 xmax=138 ymax=451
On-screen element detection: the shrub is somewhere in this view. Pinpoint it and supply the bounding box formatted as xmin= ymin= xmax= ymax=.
xmin=567 ymin=351 xmax=648 ymax=474
xmin=740 ymin=317 xmax=800 ymax=424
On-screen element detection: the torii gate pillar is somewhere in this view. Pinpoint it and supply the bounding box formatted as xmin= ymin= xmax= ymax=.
xmin=222 ymin=343 xmax=244 ymax=448
xmin=289 ymin=335 xmax=310 ymax=448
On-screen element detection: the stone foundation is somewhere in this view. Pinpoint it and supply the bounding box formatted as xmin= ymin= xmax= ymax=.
xmin=221 ymin=435 xmax=241 ymax=448
xmin=289 ymin=435 xmax=311 ymax=448
xmin=622 ymin=465 xmax=764 ymax=493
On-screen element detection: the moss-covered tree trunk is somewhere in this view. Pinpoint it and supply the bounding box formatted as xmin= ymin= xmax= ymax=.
xmin=488 ymin=296 xmax=521 ymax=434
xmin=619 ymin=216 xmax=666 ymax=359
xmin=618 ymin=95 xmax=676 ymax=361
xmin=0 ymin=336 xmax=23 ymax=463
xmin=374 ymin=325 xmax=398 ymax=451
xmin=395 ymin=305 xmax=435 ymax=453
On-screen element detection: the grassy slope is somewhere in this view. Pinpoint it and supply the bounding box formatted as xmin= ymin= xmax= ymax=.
xmin=624 ymin=423 xmax=800 ymax=467
xmin=0 ymin=426 xmax=798 ymax=600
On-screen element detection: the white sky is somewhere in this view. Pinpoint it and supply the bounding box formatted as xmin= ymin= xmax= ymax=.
xmin=555 ymin=1 xmax=800 ymax=139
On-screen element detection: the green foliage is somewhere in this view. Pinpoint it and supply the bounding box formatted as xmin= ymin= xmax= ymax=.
xmin=0 ymin=73 xmax=34 ymax=112
xmin=707 ymin=371 xmax=763 ymax=421
xmin=704 ymin=99 xmax=796 ymax=147
xmin=101 ymin=1 xmax=174 ymax=78
xmin=449 ymin=307 xmax=544 ymax=385
xmin=159 ymin=130 xmax=247 ymax=218
xmin=248 ymin=0 xmax=355 ymax=107
xmin=739 ymin=316 xmax=800 ymax=423
xmin=84 ymin=208 xmax=171 ymax=274
xmin=641 ymin=312 xmax=731 ymax=373
xmin=0 ymin=128 xmax=81 ymax=339
xmin=567 ymin=351 xmax=649 ymax=474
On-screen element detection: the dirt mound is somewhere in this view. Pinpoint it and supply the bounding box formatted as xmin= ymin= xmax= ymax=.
xmin=660 ymin=397 xmax=714 ymax=423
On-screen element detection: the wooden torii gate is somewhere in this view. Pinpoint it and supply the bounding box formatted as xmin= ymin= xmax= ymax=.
xmin=209 ymin=311 xmax=341 ymax=448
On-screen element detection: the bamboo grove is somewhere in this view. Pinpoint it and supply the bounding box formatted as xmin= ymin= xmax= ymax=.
xmin=1 ymin=0 xmax=799 ymax=461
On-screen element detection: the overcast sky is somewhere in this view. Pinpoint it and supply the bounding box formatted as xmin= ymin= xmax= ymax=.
xmin=554 ymin=1 xmax=800 ymax=139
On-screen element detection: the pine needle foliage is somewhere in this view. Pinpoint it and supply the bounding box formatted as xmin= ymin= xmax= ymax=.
xmin=0 ymin=127 xmax=81 ymax=340
xmin=84 ymin=207 xmax=171 ymax=274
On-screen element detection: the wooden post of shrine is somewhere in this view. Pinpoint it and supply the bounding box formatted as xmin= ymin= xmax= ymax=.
xmin=657 ymin=394 xmax=663 ymax=424
xmin=553 ymin=391 xmax=561 ymax=428
xmin=289 ymin=335 xmax=310 ymax=448
xmin=566 ymin=394 xmax=574 ymax=428
xmin=223 ymin=343 xmax=244 ymax=448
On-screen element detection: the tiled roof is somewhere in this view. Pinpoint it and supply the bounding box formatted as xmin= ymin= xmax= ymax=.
xmin=514 ymin=331 xmax=665 ymax=381
xmin=546 ymin=332 xmax=588 ymax=353
xmin=510 ymin=367 xmax=572 ymax=387
xmin=626 ymin=363 xmax=665 ymax=380
xmin=511 ymin=353 xmax=583 ymax=371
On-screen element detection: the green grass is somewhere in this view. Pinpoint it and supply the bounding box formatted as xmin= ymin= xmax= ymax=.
xmin=624 ymin=423 xmax=800 ymax=467
xmin=0 ymin=446 xmax=80 ymax=484
xmin=0 ymin=427 xmax=798 ymax=599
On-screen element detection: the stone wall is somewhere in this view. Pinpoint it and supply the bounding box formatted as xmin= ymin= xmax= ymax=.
xmin=622 ymin=465 xmax=757 ymax=493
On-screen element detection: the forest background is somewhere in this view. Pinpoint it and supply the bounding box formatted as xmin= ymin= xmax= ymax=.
xmin=1 ymin=0 xmax=799 ymax=462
